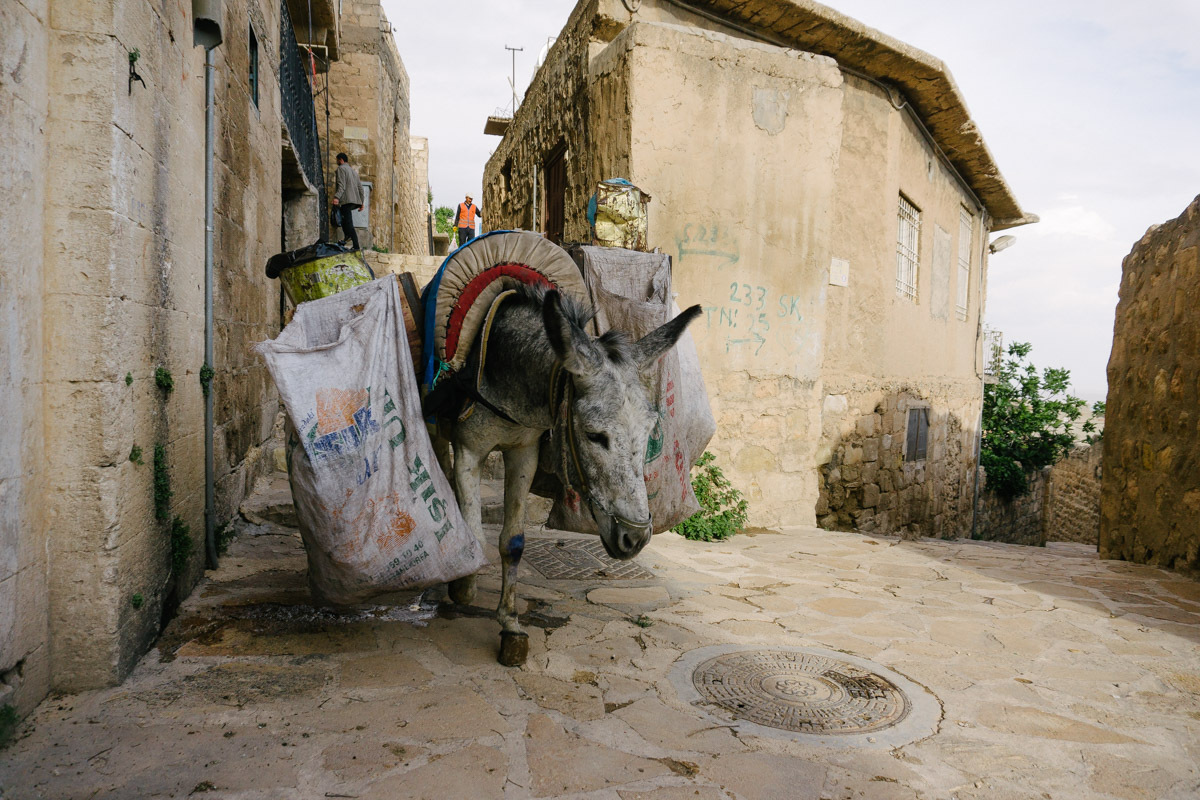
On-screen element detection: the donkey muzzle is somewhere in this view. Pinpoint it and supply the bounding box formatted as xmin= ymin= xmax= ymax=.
xmin=597 ymin=509 xmax=653 ymax=560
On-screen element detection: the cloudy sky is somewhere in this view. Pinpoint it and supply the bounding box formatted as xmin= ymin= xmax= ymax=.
xmin=388 ymin=0 xmax=1200 ymax=402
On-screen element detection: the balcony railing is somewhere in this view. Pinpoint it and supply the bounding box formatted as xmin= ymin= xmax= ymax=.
xmin=280 ymin=0 xmax=327 ymax=239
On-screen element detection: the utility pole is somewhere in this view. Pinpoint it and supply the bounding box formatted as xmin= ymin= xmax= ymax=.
xmin=504 ymin=44 xmax=523 ymax=115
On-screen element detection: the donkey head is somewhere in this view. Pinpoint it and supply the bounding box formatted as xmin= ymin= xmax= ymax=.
xmin=543 ymin=291 xmax=702 ymax=560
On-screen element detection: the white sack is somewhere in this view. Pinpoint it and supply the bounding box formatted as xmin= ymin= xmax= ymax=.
xmin=256 ymin=277 xmax=486 ymax=605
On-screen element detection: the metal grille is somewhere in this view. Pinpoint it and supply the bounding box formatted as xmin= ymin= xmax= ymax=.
xmin=279 ymin=1 xmax=327 ymax=239
xmin=895 ymin=196 xmax=920 ymax=300
xmin=524 ymin=538 xmax=654 ymax=581
xmin=983 ymin=327 xmax=1004 ymax=378
xmin=956 ymin=208 xmax=972 ymax=320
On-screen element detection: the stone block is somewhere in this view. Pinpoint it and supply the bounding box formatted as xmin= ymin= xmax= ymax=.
xmin=863 ymin=438 xmax=880 ymax=462
xmin=863 ymin=483 xmax=881 ymax=508
xmin=856 ymin=414 xmax=877 ymax=437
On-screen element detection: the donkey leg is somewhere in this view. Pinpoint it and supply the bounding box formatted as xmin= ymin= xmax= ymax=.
xmin=496 ymin=443 xmax=538 ymax=666
xmin=448 ymin=440 xmax=486 ymax=606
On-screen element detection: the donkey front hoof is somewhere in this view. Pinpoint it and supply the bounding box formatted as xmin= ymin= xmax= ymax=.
xmin=448 ymin=575 xmax=477 ymax=605
xmin=498 ymin=631 xmax=529 ymax=667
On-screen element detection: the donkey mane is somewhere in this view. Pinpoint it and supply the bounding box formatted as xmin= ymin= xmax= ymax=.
xmin=511 ymin=283 xmax=634 ymax=365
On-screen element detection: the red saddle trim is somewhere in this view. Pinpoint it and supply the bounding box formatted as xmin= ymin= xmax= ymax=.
xmin=443 ymin=262 xmax=553 ymax=362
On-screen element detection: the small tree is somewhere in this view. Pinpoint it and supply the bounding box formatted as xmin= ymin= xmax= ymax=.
xmin=981 ymin=342 xmax=1100 ymax=499
xmin=433 ymin=205 xmax=457 ymax=248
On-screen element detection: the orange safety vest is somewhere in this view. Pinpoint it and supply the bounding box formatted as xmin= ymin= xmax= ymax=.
xmin=457 ymin=202 xmax=477 ymax=229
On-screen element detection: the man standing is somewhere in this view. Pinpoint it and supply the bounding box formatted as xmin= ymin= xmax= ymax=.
xmin=332 ymin=152 xmax=364 ymax=250
xmin=454 ymin=194 xmax=482 ymax=247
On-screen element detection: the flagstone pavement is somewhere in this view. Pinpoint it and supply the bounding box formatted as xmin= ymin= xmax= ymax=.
xmin=2 ymin=472 xmax=1198 ymax=799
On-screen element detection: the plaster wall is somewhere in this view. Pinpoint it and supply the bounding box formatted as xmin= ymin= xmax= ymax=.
xmin=0 ymin=0 xmax=51 ymax=715
xmin=39 ymin=0 xmax=282 ymax=692
xmin=623 ymin=23 xmax=841 ymax=527
xmin=1101 ymin=195 xmax=1200 ymax=576
xmin=483 ymin=0 xmax=995 ymax=533
xmin=816 ymin=74 xmax=986 ymax=537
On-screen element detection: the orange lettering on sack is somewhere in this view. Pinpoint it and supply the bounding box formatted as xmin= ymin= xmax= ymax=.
xmin=316 ymin=387 xmax=370 ymax=435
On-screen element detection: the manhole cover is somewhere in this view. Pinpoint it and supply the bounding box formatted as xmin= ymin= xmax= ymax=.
xmin=524 ymin=538 xmax=654 ymax=581
xmin=671 ymin=645 xmax=940 ymax=747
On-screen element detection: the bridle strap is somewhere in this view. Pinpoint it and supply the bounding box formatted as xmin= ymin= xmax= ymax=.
xmin=548 ymin=361 xmax=652 ymax=533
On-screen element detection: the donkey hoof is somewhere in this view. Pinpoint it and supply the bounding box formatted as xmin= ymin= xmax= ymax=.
xmin=498 ymin=631 xmax=529 ymax=667
xmin=448 ymin=575 xmax=477 ymax=605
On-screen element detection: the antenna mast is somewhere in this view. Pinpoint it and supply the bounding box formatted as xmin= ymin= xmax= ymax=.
xmin=504 ymin=44 xmax=523 ymax=115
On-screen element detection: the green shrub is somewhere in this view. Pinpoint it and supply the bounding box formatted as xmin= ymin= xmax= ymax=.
xmin=170 ymin=516 xmax=193 ymax=574
xmin=129 ymin=444 xmax=143 ymax=465
xmin=675 ymin=452 xmax=748 ymax=542
xmin=199 ymin=363 xmax=214 ymax=398
xmin=983 ymin=342 xmax=1099 ymax=500
xmin=131 ymin=592 xmax=144 ymax=609
xmin=153 ymin=444 xmax=172 ymax=522
xmin=154 ymin=367 xmax=174 ymax=393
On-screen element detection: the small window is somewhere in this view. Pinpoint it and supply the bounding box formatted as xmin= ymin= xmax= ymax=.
xmin=956 ymin=207 xmax=972 ymax=320
xmin=543 ymin=143 xmax=566 ymax=245
xmin=249 ymin=25 xmax=259 ymax=108
xmin=896 ymin=195 xmax=920 ymax=301
xmin=905 ymin=408 xmax=928 ymax=462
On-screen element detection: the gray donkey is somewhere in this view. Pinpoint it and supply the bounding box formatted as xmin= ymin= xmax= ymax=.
xmin=430 ymin=284 xmax=701 ymax=666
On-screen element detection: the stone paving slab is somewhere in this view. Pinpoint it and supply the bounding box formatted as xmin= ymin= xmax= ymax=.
xmin=2 ymin=473 xmax=1199 ymax=799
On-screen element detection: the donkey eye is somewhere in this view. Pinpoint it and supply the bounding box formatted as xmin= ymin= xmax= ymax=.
xmin=586 ymin=432 xmax=609 ymax=449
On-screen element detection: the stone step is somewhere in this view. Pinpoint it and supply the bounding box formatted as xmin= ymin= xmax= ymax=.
xmin=365 ymin=251 xmax=443 ymax=288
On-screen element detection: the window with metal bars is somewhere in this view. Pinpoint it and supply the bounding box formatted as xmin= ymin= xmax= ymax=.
xmin=905 ymin=408 xmax=929 ymax=462
xmin=249 ymin=24 xmax=259 ymax=108
xmin=956 ymin=207 xmax=972 ymax=319
xmin=896 ymin=195 xmax=920 ymax=300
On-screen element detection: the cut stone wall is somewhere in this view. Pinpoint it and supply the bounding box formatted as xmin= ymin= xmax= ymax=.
xmin=11 ymin=0 xmax=285 ymax=697
xmin=817 ymin=389 xmax=977 ymax=539
xmin=0 ymin=0 xmax=50 ymax=716
xmin=323 ymin=0 xmax=424 ymax=255
xmin=1101 ymin=195 xmax=1200 ymax=576
xmin=1045 ymin=442 xmax=1102 ymax=544
xmin=973 ymin=441 xmax=1102 ymax=547
xmin=974 ymin=466 xmax=1049 ymax=547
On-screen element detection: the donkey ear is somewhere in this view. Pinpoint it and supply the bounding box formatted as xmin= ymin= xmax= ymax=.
xmin=632 ymin=304 xmax=702 ymax=373
xmin=543 ymin=290 xmax=603 ymax=376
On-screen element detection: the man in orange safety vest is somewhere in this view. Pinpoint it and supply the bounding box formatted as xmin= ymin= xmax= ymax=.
xmin=454 ymin=195 xmax=482 ymax=246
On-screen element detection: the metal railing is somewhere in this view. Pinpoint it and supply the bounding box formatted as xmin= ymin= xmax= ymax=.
xmin=983 ymin=327 xmax=1004 ymax=378
xmin=280 ymin=0 xmax=327 ymax=239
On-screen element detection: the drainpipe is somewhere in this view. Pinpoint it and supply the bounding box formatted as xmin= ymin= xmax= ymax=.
xmin=194 ymin=2 xmax=223 ymax=569
xmin=203 ymin=48 xmax=218 ymax=569
xmin=970 ymin=211 xmax=991 ymax=541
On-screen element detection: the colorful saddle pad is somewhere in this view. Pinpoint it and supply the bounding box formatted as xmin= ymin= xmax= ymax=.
xmin=420 ymin=230 xmax=591 ymax=390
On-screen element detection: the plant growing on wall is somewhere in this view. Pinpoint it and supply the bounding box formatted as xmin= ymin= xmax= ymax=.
xmin=675 ymin=452 xmax=749 ymax=542
xmin=982 ymin=342 xmax=1101 ymax=500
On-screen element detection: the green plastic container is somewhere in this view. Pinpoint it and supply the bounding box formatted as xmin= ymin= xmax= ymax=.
xmin=265 ymin=242 xmax=375 ymax=304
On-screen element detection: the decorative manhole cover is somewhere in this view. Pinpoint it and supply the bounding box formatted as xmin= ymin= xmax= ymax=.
xmin=671 ymin=646 xmax=940 ymax=747
xmin=692 ymin=650 xmax=908 ymax=734
xmin=524 ymin=538 xmax=654 ymax=581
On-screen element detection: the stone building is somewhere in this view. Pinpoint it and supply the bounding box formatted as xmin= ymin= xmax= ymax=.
xmin=1101 ymin=195 xmax=1200 ymax=576
xmin=483 ymin=0 xmax=1035 ymax=533
xmin=318 ymin=0 xmax=425 ymax=253
xmin=0 ymin=0 xmax=424 ymax=716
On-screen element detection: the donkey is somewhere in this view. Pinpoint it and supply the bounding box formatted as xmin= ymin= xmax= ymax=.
xmin=433 ymin=284 xmax=701 ymax=666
